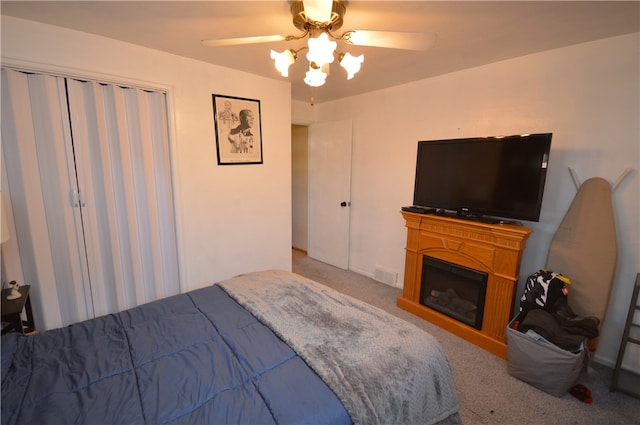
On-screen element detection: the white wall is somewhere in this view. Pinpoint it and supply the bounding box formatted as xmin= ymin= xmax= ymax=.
xmin=1 ymin=17 xmax=293 ymax=315
xmin=295 ymin=33 xmax=640 ymax=368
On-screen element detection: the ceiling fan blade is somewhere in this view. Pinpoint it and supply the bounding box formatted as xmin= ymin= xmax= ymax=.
xmin=346 ymin=30 xmax=437 ymax=51
xmin=201 ymin=34 xmax=288 ymax=47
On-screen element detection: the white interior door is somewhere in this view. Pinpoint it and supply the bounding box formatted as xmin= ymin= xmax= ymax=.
xmin=307 ymin=120 xmax=352 ymax=269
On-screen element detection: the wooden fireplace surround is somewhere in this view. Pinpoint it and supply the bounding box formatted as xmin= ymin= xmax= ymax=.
xmin=397 ymin=211 xmax=532 ymax=358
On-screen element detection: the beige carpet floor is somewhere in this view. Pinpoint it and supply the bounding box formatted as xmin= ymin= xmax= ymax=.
xmin=292 ymin=250 xmax=639 ymax=425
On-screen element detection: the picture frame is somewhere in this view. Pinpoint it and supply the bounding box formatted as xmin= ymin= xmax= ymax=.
xmin=212 ymin=94 xmax=263 ymax=165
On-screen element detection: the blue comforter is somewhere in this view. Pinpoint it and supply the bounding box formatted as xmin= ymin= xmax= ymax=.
xmin=1 ymin=284 xmax=350 ymax=424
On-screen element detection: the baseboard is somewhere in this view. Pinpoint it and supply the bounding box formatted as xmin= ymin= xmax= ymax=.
xmin=349 ymin=265 xmax=401 ymax=289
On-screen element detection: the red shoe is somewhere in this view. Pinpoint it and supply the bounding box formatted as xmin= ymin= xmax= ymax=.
xmin=570 ymin=384 xmax=592 ymax=403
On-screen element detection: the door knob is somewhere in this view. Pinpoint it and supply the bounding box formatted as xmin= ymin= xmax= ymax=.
xmin=340 ymin=201 xmax=349 ymax=207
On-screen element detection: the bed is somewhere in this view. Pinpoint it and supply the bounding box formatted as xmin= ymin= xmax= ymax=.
xmin=1 ymin=270 xmax=460 ymax=425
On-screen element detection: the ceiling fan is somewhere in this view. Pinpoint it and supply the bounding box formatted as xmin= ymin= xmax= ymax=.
xmin=201 ymin=0 xmax=437 ymax=87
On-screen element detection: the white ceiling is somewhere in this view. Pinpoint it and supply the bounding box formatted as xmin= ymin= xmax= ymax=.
xmin=2 ymin=1 xmax=638 ymax=104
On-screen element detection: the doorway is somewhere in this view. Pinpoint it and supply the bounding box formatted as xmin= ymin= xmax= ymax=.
xmin=291 ymin=120 xmax=353 ymax=270
xmin=291 ymin=125 xmax=309 ymax=255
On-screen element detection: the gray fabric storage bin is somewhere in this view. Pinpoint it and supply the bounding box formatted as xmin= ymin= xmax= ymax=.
xmin=506 ymin=319 xmax=587 ymax=397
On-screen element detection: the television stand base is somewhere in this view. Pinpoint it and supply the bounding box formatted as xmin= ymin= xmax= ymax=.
xmin=456 ymin=214 xmax=501 ymax=225
xmin=453 ymin=211 xmax=522 ymax=225
xmin=401 ymin=206 xmax=436 ymax=215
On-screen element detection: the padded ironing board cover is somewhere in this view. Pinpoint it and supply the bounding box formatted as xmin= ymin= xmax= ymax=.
xmin=546 ymin=177 xmax=617 ymax=325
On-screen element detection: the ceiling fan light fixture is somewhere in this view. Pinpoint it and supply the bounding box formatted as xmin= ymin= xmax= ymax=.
xmin=304 ymin=66 xmax=328 ymax=87
xmin=203 ymin=0 xmax=436 ymax=91
xmin=301 ymin=0 xmax=333 ymax=23
xmin=339 ymin=52 xmax=364 ymax=79
xmin=271 ymin=49 xmax=297 ymax=77
xmin=306 ymin=32 xmax=337 ymax=67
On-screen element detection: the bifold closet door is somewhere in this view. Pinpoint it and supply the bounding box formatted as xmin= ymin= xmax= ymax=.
xmin=1 ymin=68 xmax=180 ymax=330
xmin=65 ymin=79 xmax=179 ymax=318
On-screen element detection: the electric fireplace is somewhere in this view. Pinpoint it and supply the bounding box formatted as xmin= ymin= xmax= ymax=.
xmin=420 ymin=256 xmax=487 ymax=330
xmin=397 ymin=211 xmax=532 ymax=358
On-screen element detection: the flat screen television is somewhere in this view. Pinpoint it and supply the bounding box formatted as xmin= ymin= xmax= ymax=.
xmin=411 ymin=133 xmax=552 ymax=222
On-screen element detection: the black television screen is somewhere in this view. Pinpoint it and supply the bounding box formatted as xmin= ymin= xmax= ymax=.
xmin=412 ymin=133 xmax=552 ymax=222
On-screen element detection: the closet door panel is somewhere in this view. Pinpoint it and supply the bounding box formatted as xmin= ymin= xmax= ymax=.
xmin=66 ymin=80 xmax=179 ymax=318
xmin=29 ymin=76 xmax=93 ymax=324
xmin=66 ymin=80 xmax=123 ymax=317
xmin=1 ymin=69 xmax=92 ymax=329
xmin=147 ymin=91 xmax=179 ymax=296
xmin=122 ymin=88 xmax=179 ymax=300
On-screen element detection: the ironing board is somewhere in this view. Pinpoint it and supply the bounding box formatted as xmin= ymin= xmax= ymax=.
xmin=546 ymin=177 xmax=617 ymax=337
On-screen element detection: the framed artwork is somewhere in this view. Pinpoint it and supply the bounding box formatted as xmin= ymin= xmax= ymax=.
xmin=212 ymin=94 xmax=263 ymax=165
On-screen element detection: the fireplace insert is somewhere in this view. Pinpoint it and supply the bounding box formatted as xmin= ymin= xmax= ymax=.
xmin=420 ymin=256 xmax=488 ymax=330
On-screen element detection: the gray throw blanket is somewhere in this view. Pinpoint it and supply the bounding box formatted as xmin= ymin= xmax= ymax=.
xmin=219 ymin=270 xmax=460 ymax=425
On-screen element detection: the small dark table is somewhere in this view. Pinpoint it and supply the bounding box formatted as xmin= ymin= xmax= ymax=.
xmin=1 ymin=285 xmax=36 ymax=335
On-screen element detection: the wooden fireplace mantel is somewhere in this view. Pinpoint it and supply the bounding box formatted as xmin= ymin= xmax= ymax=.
xmin=397 ymin=211 xmax=532 ymax=358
